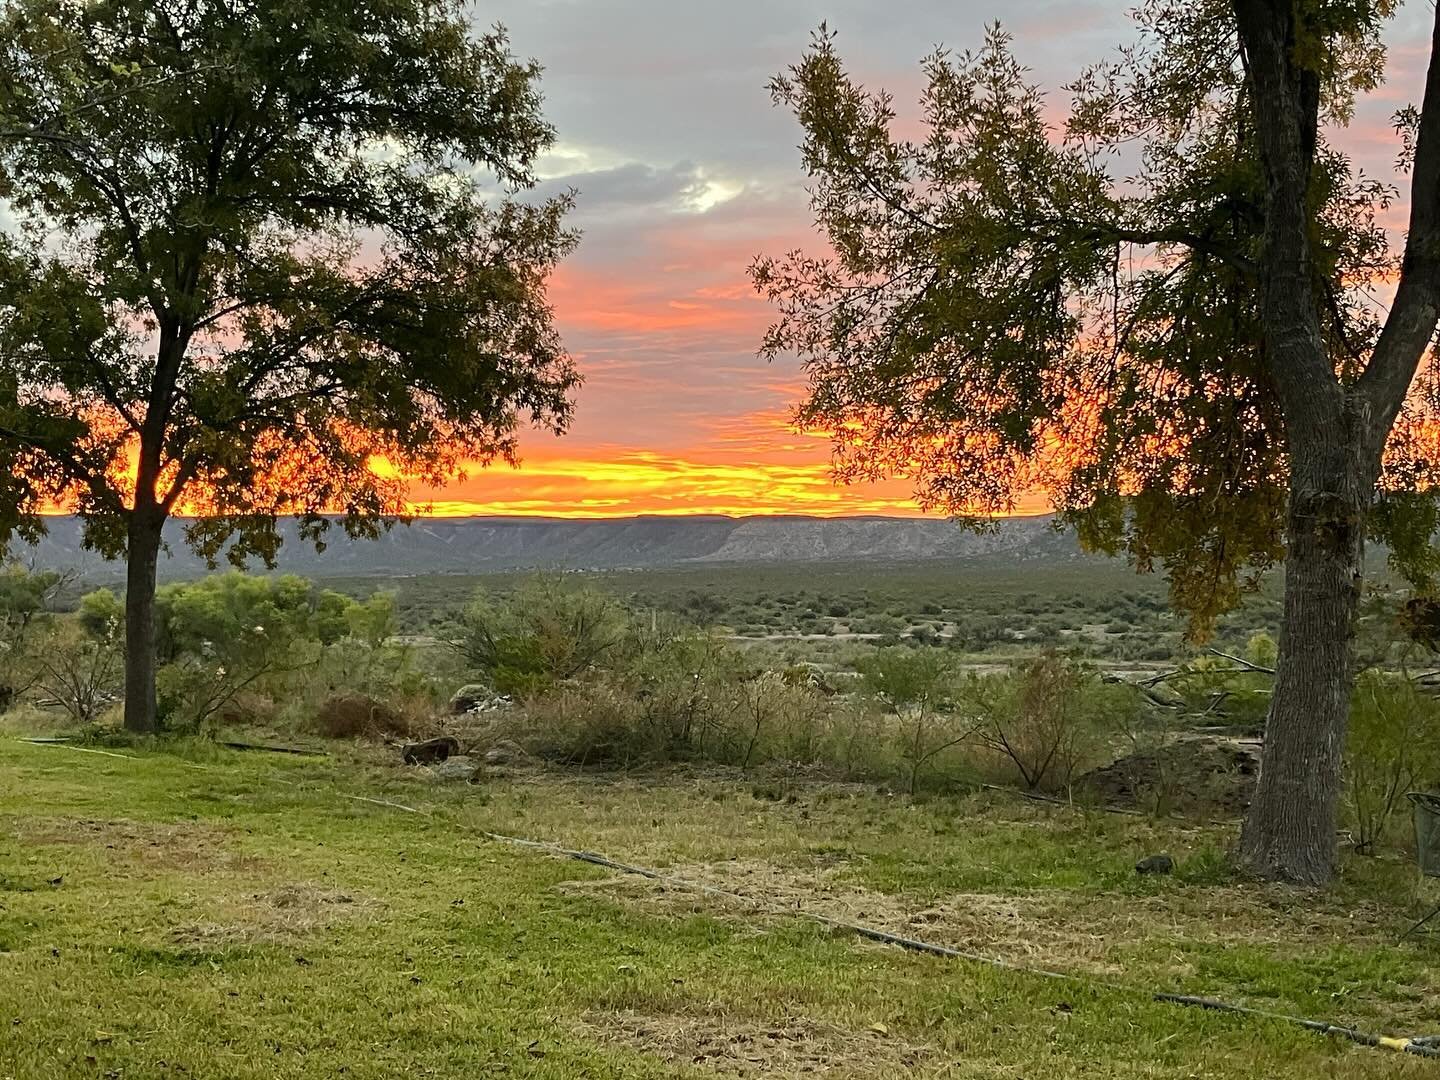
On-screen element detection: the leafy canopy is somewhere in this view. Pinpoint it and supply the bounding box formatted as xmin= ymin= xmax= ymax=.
xmin=0 ymin=0 xmax=578 ymax=561
xmin=753 ymin=4 xmax=1435 ymax=632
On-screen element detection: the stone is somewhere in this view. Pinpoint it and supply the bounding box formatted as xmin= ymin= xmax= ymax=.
xmin=429 ymin=756 xmax=479 ymax=782
xmin=448 ymin=684 xmax=513 ymax=715
xmin=483 ymin=739 xmax=527 ymax=766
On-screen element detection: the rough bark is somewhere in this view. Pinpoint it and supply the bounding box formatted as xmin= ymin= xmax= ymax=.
xmin=1228 ymin=0 xmax=1440 ymax=882
xmin=1236 ymin=438 xmax=1371 ymax=883
xmin=1229 ymin=0 xmax=1352 ymax=882
xmin=121 ymin=512 xmax=163 ymax=734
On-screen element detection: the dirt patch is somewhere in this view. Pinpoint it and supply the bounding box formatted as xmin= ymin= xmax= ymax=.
xmin=11 ymin=816 xmax=260 ymax=873
xmin=578 ymin=1010 xmax=929 ymax=1076
xmin=1074 ymin=734 xmax=1260 ymax=816
xmin=169 ymin=884 xmax=383 ymax=947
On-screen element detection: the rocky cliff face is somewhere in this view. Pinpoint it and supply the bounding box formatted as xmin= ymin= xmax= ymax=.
xmin=15 ymin=513 xmax=1082 ymax=580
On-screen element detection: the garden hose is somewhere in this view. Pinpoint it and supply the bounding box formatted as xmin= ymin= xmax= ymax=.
xmin=17 ymin=738 xmax=1440 ymax=1062
xmin=480 ymin=831 xmax=1440 ymax=1061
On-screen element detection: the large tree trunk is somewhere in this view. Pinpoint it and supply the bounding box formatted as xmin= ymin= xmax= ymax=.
xmin=1236 ymin=439 xmax=1371 ymax=884
xmin=122 ymin=512 xmax=163 ymax=734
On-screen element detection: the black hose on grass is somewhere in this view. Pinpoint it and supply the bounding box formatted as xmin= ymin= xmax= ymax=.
xmin=13 ymin=739 xmax=1439 ymax=1061
xmin=481 ymin=832 xmax=1440 ymax=1061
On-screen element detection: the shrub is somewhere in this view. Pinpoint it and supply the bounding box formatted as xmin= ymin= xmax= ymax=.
xmin=450 ymin=575 xmax=629 ymax=692
xmin=314 ymin=692 xmax=417 ymax=740
xmin=34 ymin=617 xmax=121 ymax=723
xmin=1245 ymin=631 xmax=1279 ymax=669
xmin=734 ymin=671 xmax=828 ymax=770
xmin=967 ymin=652 xmax=1130 ymax=793
xmin=149 ymin=573 xmax=356 ymax=731
xmin=510 ymin=681 xmax=655 ymax=765
xmin=859 ymin=647 xmax=973 ymax=793
xmin=1343 ymin=672 xmax=1440 ymax=853
xmin=625 ymin=630 xmax=746 ymax=758
xmin=0 ymin=566 xmax=66 ymax=708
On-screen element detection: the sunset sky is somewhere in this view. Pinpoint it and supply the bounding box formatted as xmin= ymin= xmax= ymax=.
xmin=409 ymin=2 xmax=1435 ymax=518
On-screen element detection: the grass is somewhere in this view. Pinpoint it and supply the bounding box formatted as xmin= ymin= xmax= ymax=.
xmin=2 ymin=731 xmax=1438 ymax=1078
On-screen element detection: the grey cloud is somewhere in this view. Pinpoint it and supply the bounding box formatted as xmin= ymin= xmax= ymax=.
xmin=538 ymin=161 xmax=715 ymax=215
xmin=480 ymin=0 xmax=1131 ymax=180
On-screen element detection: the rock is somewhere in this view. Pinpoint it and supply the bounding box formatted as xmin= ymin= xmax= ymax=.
xmin=448 ymin=684 xmax=513 ymax=715
xmin=448 ymin=684 xmax=490 ymax=714
xmin=1135 ymin=853 xmax=1174 ymax=875
xmin=483 ymin=739 xmax=527 ymax=766
xmin=402 ymin=736 xmax=460 ymax=765
xmin=429 ymin=756 xmax=479 ymax=782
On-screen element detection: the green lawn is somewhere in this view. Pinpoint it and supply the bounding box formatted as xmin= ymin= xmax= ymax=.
xmin=1 ymin=734 xmax=1436 ymax=1078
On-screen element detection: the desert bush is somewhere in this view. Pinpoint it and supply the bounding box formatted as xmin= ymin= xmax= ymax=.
xmin=1165 ymin=653 xmax=1272 ymax=731
xmin=34 ymin=616 xmax=122 ymax=723
xmin=66 ymin=573 xmax=423 ymax=734
xmin=510 ymin=681 xmax=656 ymax=765
xmin=0 ymin=566 xmax=66 ymax=708
xmin=1245 ymin=631 xmax=1279 ymax=669
xmin=314 ymin=691 xmax=419 ymax=739
xmin=1343 ymin=672 xmax=1440 ymax=853
xmin=625 ymin=629 xmax=745 ymax=757
xmin=859 ymin=647 xmax=974 ymax=793
xmin=732 ymin=670 xmax=829 ymax=770
xmin=967 ymin=652 xmax=1130 ymax=793
xmin=450 ymin=575 xmax=629 ymax=693
xmin=148 ymin=573 xmax=344 ymax=731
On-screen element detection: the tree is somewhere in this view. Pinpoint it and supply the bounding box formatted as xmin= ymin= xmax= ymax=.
xmin=754 ymin=2 xmax=1440 ymax=883
xmin=0 ymin=0 xmax=579 ymax=733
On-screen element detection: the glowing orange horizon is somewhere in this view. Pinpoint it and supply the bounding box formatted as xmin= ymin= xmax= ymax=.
xmin=397 ymin=448 xmax=1056 ymax=518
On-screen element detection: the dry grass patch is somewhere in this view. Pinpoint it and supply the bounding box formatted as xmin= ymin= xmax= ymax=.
xmin=9 ymin=815 xmax=261 ymax=874
xmin=556 ymin=854 xmax=1436 ymax=989
xmin=169 ymin=883 xmax=383 ymax=947
xmin=558 ymin=858 xmax=1123 ymax=974
xmin=578 ymin=1009 xmax=930 ymax=1077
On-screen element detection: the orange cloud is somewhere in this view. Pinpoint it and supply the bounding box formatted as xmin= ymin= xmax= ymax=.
xmin=402 ymin=446 xmax=930 ymax=517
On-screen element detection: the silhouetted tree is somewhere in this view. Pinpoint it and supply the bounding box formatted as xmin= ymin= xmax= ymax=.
xmin=0 ymin=0 xmax=579 ymax=732
xmin=756 ymin=1 xmax=1440 ymax=883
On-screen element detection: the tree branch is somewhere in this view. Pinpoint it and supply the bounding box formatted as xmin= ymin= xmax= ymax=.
xmin=1357 ymin=4 xmax=1440 ymax=437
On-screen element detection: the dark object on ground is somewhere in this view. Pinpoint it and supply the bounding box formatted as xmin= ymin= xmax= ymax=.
xmin=316 ymin=693 xmax=412 ymax=739
xmin=1075 ymin=735 xmax=1260 ymax=817
xmin=220 ymin=741 xmax=326 ymax=757
xmin=449 ymin=684 xmax=488 ymax=714
xmin=403 ymin=736 xmax=460 ymax=765
xmin=1402 ymin=597 xmax=1440 ymax=651
xmin=1135 ymin=853 xmax=1174 ymax=875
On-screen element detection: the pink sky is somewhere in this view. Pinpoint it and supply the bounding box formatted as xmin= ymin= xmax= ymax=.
xmin=412 ymin=1 xmax=1435 ymax=517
